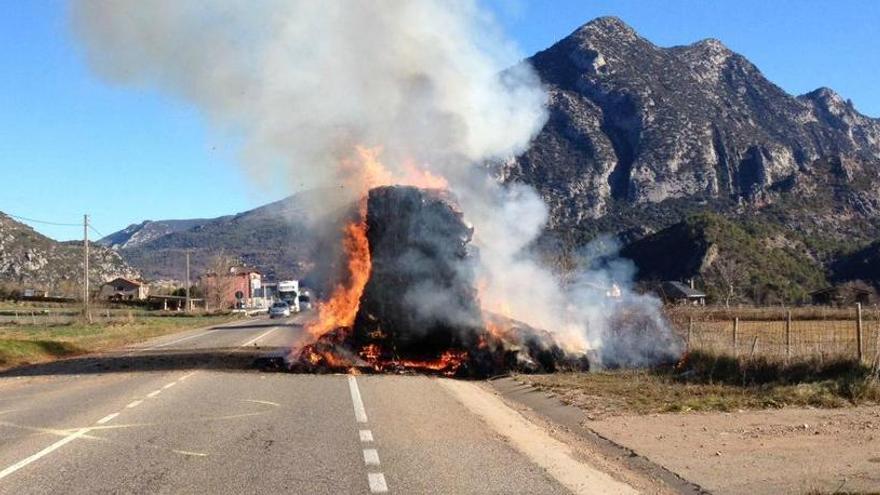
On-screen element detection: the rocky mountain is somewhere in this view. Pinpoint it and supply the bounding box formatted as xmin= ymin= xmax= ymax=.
xmin=0 ymin=212 xmax=139 ymax=295
xmin=97 ymin=218 xmax=216 ymax=250
xmin=501 ymin=17 xmax=880 ymax=301
xmin=506 ymin=16 xmax=880 ymax=230
xmin=100 ymin=189 xmax=345 ymax=284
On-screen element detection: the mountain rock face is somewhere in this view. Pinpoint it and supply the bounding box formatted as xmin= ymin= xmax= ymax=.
xmin=98 ymin=218 xmax=215 ymax=250
xmin=0 ymin=213 xmax=139 ymax=294
xmin=100 ymin=189 xmax=347 ymax=285
xmin=505 ymin=17 xmax=880 ymax=231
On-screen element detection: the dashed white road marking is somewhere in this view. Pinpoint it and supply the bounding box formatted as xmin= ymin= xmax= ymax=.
xmin=367 ymin=473 xmax=389 ymax=493
xmin=0 ymin=427 xmax=91 ymax=480
xmin=359 ymin=430 xmax=373 ymax=442
xmin=0 ymin=371 xmax=199 ymax=482
xmin=96 ymin=413 xmax=119 ymax=425
xmin=179 ymin=371 xmax=197 ymax=381
xmin=363 ymin=448 xmax=380 ymax=466
xmin=347 ymin=376 xmax=368 ymax=423
xmin=240 ymin=328 xmax=277 ymax=347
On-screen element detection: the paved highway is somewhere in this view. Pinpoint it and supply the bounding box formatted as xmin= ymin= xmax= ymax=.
xmin=0 ymin=314 xmax=639 ymax=494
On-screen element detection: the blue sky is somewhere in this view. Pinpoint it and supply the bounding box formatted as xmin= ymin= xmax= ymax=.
xmin=2 ymin=1 xmax=878 ymax=241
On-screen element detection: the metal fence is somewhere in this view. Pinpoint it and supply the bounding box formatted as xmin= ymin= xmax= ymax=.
xmin=673 ymin=304 xmax=880 ymax=364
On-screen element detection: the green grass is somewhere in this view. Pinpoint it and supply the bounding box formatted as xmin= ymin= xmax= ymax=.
xmin=518 ymin=351 xmax=880 ymax=418
xmin=0 ymin=315 xmax=239 ymax=370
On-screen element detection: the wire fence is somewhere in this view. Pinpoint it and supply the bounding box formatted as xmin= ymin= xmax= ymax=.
xmin=669 ymin=305 xmax=880 ymax=364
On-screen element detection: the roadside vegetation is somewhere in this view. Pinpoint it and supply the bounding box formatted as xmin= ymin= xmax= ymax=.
xmin=518 ymin=351 xmax=880 ymax=419
xmin=0 ymin=313 xmax=239 ymax=370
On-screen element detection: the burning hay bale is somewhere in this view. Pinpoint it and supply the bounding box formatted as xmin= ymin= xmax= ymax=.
xmin=283 ymin=185 xmax=589 ymax=377
xmin=352 ymin=186 xmax=486 ymax=371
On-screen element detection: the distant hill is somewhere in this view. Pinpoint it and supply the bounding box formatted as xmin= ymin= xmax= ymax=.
xmin=621 ymin=213 xmax=826 ymax=304
xmin=100 ymin=189 xmax=348 ymax=285
xmin=97 ymin=218 xmax=217 ymax=250
xmin=0 ymin=212 xmax=139 ymax=295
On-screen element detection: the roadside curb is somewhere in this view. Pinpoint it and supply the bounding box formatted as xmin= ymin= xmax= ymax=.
xmin=487 ymin=376 xmax=709 ymax=495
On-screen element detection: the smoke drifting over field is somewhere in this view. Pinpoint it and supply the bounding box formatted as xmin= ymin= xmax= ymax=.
xmin=72 ymin=0 xmax=680 ymax=367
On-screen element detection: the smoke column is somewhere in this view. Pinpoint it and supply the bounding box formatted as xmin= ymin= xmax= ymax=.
xmin=71 ymin=0 xmax=680 ymax=366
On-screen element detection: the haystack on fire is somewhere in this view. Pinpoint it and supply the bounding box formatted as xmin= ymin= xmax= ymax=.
xmin=72 ymin=0 xmax=681 ymax=374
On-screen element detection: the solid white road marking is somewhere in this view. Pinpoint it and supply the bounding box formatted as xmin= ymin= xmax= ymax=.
xmin=347 ymin=376 xmax=368 ymax=423
xmin=0 ymin=427 xmax=91 ymax=480
xmin=146 ymin=390 xmax=162 ymax=398
xmin=162 ymin=382 xmax=176 ymax=390
xmin=96 ymin=413 xmax=119 ymax=425
xmin=126 ymin=400 xmax=143 ymax=409
xmin=439 ymin=379 xmax=638 ymax=495
xmin=240 ymin=328 xmax=277 ymax=347
xmin=363 ymin=448 xmax=380 ymax=466
xmin=367 ymin=473 xmax=388 ymax=493
xmin=142 ymin=330 xmax=218 ymax=350
xmin=359 ymin=430 xmax=374 ymax=442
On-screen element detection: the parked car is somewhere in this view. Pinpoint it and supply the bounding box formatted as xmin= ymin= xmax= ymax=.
xmin=269 ymin=301 xmax=291 ymax=319
xmin=298 ymin=294 xmax=312 ymax=310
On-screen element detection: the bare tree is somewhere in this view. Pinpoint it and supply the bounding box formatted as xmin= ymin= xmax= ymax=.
xmin=202 ymin=252 xmax=240 ymax=312
xmin=705 ymin=255 xmax=746 ymax=308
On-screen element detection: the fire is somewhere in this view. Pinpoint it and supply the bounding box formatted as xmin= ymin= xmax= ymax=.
xmin=306 ymin=145 xmax=448 ymax=342
xmin=306 ymin=207 xmax=371 ymax=339
xmin=342 ymin=145 xmax=449 ymax=192
xmin=359 ymin=346 xmax=469 ymax=376
xmin=401 ymin=160 xmax=449 ymax=189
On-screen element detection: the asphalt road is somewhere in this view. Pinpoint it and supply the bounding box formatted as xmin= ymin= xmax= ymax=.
xmin=0 ymin=314 xmax=635 ymax=494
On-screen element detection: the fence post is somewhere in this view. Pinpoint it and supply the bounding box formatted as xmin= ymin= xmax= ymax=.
xmin=856 ymin=303 xmax=864 ymax=364
xmin=733 ymin=317 xmax=739 ymax=357
xmin=687 ymin=318 xmax=693 ymax=352
xmin=785 ymin=310 xmax=792 ymax=362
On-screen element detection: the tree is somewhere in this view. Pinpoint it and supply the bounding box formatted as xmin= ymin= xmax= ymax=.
xmin=201 ymin=252 xmax=240 ymax=312
xmin=704 ymin=253 xmax=747 ymax=308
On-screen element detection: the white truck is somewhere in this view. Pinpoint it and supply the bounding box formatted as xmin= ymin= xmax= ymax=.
xmin=277 ymin=280 xmax=301 ymax=312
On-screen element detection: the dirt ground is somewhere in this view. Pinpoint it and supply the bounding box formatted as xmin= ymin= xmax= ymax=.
xmin=587 ymin=406 xmax=880 ymax=494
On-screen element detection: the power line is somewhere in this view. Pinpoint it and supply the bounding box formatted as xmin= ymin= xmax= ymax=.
xmin=88 ymin=224 xmax=106 ymax=239
xmin=2 ymin=211 xmax=81 ymax=227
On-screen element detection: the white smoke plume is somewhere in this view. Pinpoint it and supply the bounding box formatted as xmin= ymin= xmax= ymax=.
xmin=71 ymin=0 xmax=680 ymax=367
xmin=70 ymin=0 xmax=546 ymax=191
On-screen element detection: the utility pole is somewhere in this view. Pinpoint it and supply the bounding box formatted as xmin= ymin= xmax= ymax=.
xmin=83 ymin=214 xmax=91 ymax=322
xmin=185 ymin=250 xmax=191 ymax=312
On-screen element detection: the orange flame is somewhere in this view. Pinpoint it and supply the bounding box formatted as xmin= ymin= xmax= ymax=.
xmin=306 ymin=201 xmax=371 ymax=339
xmin=306 ymin=145 xmax=449 ymax=342
xmin=342 ymin=145 xmax=449 ymax=191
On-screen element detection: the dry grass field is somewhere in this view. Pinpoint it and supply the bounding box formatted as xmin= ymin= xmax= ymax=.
xmin=0 ymin=313 xmax=240 ymax=370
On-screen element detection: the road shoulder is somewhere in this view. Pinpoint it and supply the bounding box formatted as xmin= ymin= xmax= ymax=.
xmin=486 ymin=376 xmax=706 ymax=495
xmin=440 ymin=378 xmax=653 ymax=495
